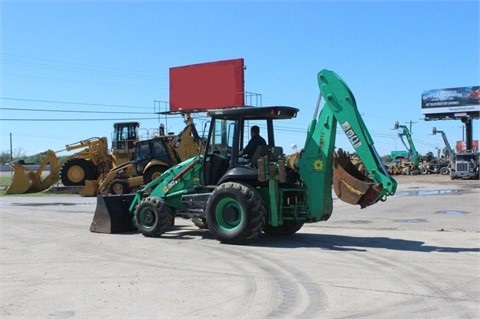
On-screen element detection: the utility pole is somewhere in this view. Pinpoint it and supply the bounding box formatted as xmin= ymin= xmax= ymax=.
xmin=10 ymin=132 xmax=13 ymax=163
xmin=405 ymin=120 xmax=417 ymax=134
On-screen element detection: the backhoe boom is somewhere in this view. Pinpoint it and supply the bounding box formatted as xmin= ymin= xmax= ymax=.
xmin=296 ymin=70 xmax=396 ymax=221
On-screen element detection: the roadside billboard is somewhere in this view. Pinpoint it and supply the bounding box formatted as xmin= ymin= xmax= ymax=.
xmin=421 ymin=86 xmax=480 ymax=120
xmin=456 ymin=140 xmax=479 ymax=152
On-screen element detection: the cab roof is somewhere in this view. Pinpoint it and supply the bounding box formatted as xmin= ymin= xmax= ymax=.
xmin=207 ymin=106 xmax=299 ymax=120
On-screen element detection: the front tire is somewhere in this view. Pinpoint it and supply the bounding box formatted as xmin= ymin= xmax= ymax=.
xmin=60 ymin=158 xmax=95 ymax=186
xmin=206 ymin=182 xmax=266 ymax=245
xmin=108 ymin=179 xmax=131 ymax=195
xmin=135 ymin=197 xmax=174 ymax=237
xmin=143 ymin=166 xmax=167 ymax=184
xmin=440 ymin=167 xmax=450 ymax=175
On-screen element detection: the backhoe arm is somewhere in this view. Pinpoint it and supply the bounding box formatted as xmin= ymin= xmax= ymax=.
xmin=296 ymin=69 xmax=397 ymax=221
xmin=395 ymin=122 xmax=419 ymax=166
xmin=432 ymin=127 xmax=454 ymax=160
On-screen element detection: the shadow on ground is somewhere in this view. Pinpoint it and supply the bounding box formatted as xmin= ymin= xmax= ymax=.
xmin=107 ymin=225 xmax=479 ymax=253
xmin=251 ymin=232 xmax=480 ymax=253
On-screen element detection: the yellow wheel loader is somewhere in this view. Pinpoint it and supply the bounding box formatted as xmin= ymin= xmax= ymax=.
xmin=60 ymin=122 xmax=140 ymax=186
xmin=5 ymin=150 xmax=60 ymax=194
xmin=59 ymin=137 xmax=113 ymax=186
xmin=5 ymin=121 xmax=140 ymax=195
xmin=109 ymin=121 xmax=140 ymax=164
xmin=80 ymin=119 xmax=203 ymax=197
xmin=5 ymin=140 xmax=109 ymax=195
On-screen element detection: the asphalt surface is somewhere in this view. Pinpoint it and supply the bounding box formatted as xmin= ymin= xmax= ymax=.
xmin=1 ymin=175 xmax=479 ymax=318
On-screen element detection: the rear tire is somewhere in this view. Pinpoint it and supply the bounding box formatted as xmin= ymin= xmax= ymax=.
xmin=206 ymin=182 xmax=266 ymax=245
xmin=135 ymin=197 xmax=174 ymax=237
xmin=60 ymin=158 xmax=95 ymax=186
xmin=263 ymin=221 xmax=304 ymax=236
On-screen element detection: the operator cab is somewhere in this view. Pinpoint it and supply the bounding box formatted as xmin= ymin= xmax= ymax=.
xmin=112 ymin=121 xmax=140 ymax=161
xmin=202 ymin=106 xmax=299 ymax=186
xmin=133 ymin=138 xmax=181 ymax=175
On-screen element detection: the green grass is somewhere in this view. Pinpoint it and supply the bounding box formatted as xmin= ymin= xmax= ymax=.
xmin=0 ymin=175 xmax=12 ymax=187
xmin=0 ymin=174 xmax=66 ymax=197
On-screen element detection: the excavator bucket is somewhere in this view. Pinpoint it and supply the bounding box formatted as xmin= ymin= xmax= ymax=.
xmin=90 ymin=194 xmax=136 ymax=233
xmin=5 ymin=150 xmax=60 ymax=195
xmin=333 ymin=149 xmax=382 ymax=208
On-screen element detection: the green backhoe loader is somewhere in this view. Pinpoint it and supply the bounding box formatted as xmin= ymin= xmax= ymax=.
xmin=90 ymin=69 xmax=397 ymax=244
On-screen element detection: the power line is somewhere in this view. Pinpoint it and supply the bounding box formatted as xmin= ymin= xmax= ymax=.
xmin=1 ymin=53 xmax=168 ymax=80
xmin=3 ymin=72 xmax=164 ymax=90
xmin=1 ymin=97 xmax=151 ymax=109
xmin=1 ymin=118 xmax=173 ymax=122
xmin=0 ymin=107 xmax=153 ymax=115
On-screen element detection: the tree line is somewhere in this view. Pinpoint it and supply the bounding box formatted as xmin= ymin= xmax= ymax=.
xmin=0 ymin=150 xmax=69 ymax=165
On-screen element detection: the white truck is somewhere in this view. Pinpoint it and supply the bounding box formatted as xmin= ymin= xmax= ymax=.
xmin=450 ymin=151 xmax=479 ymax=179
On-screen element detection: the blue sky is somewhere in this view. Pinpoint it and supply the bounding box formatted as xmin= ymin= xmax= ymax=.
xmin=1 ymin=0 xmax=479 ymax=159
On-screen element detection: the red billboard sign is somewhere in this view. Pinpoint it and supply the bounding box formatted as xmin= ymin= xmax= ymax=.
xmin=169 ymin=58 xmax=245 ymax=112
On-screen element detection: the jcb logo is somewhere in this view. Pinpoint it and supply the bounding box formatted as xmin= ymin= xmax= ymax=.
xmin=341 ymin=122 xmax=362 ymax=148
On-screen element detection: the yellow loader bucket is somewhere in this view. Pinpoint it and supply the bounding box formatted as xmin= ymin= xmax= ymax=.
xmin=333 ymin=149 xmax=382 ymax=208
xmin=90 ymin=194 xmax=136 ymax=233
xmin=79 ymin=179 xmax=100 ymax=197
xmin=5 ymin=150 xmax=60 ymax=195
xmin=5 ymin=167 xmax=31 ymax=194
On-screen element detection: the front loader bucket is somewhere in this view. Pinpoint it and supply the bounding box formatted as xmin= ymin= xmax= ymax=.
xmin=90 ymin=194 xmax=136 ymax=233
xmin=80 ymin=179 xmax=100 ymax=197
xmin=5 ymin=150 xmax=60 ymax=195
xmin=333 ymin=150 xmax=382 ymax=208
xmin=5 ymin=168 xmax=31 ymax=194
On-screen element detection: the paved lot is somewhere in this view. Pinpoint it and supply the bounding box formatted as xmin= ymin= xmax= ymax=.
xmin=1 ymin=175 xmax=479 ymax=318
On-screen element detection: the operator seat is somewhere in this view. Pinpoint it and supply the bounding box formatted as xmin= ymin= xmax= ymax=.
xmin=250 ymin=145 xmax=270 ymax=168
xmin=270 ymin=146 xmax=283 ymax=161
xmin=207 ymin=152 xmax=229 ymax=185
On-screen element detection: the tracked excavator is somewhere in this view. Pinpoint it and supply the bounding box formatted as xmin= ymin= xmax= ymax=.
xmin=90 ymin=69 xmax=397 ymax=245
